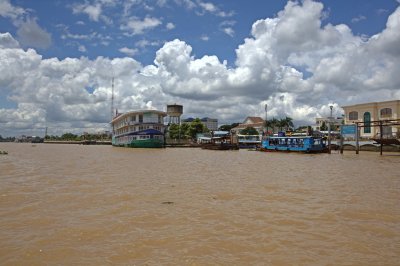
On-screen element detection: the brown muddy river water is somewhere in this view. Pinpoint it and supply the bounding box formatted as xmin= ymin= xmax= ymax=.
xmin=0 ymin=143 xmax=399 ymax=265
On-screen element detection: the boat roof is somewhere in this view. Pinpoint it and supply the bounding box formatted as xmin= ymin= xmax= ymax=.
xmin=111 ymin=109 xmax=167 ymax=123
xmin=267 ymin=136 xmax=317 ymax=139
xmin=125 ymin=129 xmax=164 ymax=136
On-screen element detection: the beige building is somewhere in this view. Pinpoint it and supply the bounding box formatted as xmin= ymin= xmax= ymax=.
xmin=231 ymin=117 xmax=265 ymax=135
xmin=342 ymin=100 xmax=400 ymax=138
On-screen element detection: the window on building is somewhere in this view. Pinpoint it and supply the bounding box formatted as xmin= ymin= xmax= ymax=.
xmin=349 ymin=111 xmax=358 ymax=120
xmin=380 ymin=108 xmax=392 ymax=118
xmin=382 ymin=126 xmax=392 ymax=137
xmin=139 ymin=114 xmax=143 ymax=123
xmin=364 ymin=112 xmax=371 ymax=134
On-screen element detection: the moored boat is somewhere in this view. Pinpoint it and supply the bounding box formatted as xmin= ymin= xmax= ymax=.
xmin=110 ymin=110 xmax=167 ymax=148
xmin=201 ymin=142 xmax=239 ymax=150
xmin=261 ymin=135 xmax=327 ymax=153
xmin=237 ymin=134 xmax=261 ymax=149
xmin=200 ymin=133 xmax=239 ymax=150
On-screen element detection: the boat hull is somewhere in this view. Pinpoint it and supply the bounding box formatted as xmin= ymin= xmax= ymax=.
xmin=201 ymin=143 xmax=239 ymax=150
xmin=260 ymin=136 xmax=327 ymax=153
xmin=259 ymin=147 xmax=328 ymax=153
xmin=129 ymin=139 xmax=163 ymax=148
xmin=113 ymin=138 xmax=164 ymax=148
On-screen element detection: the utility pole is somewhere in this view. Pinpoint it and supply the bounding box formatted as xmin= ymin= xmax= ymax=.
xmin=355 ymin=122 xmax=360 ymax=154
xmin=111 ymin=77 xmax=114 ymax=122
xmin=328 ymin=105 xmax=333 ymax=154
xmin=264 ymin=104 xmax=268 ymax=136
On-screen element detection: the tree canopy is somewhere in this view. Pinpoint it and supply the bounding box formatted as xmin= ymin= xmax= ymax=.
xmin=265 ymin=116 xmax=294 ymax=133
xmin=240 ymin=126 xmax=259 ymax=135
xmin=218 ymin=123 xmax=239 ymax=131
xmin=168 ymin=118 xmax=209 ymax=139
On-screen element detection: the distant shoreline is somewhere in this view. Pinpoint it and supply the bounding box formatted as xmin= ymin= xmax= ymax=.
xmin=2 ymin=140 xmax=399 ymax=152
xmin=44 ymin=140 xmax=112 ymax=145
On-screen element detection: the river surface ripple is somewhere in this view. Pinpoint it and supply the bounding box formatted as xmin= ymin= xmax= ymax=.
xmin=0 ymin=143 xmax=399 ymax=265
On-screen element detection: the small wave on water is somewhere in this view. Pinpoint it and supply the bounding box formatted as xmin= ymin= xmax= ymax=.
xmin=0 ymin=143 xmax=399 ymax=265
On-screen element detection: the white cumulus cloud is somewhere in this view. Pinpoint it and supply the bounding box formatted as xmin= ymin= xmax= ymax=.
xmin=0 ymin=0 xmax=25 ymax=20
xmin=119 ymin=47 xmax=138 ymax=56
xmin=121 ymin=16 xmax=162 ymax=35
xmin=0 ymin=32 xmax=20 ymax=48
xmin=1 ymin=0 xmax=400 ymax=136
xmin=16 ymin=17 xmax=52 ymax=49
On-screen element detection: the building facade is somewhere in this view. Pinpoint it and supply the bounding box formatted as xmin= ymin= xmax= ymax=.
xmin=231 ymin=117 xmax=265 ymax=135
xmin=183 ymin=117 xmax=218 ymax=131
xmin=342 ymin=100 xmax=400 ymax=138
xmin=313 ymin=117 xmax=343 ymax=131
xmin=201 ymin=117 xmax=218 ymax=131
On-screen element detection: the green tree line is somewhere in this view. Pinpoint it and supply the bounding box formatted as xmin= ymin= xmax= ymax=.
xmin=45 ymin=132 xmax=110 ymax=141
xmin=168 ymin=118 xmax=209 ymax=139
xmin=265 ymin=116 xmax=294 ymax=133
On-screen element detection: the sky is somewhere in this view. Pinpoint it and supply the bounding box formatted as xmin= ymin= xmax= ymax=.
xmin=0 ymin=0 xmax=400 ymax=137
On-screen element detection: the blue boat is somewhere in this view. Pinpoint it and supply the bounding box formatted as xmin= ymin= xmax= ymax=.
xmin=261 ymin=135 xmax=327 ymax=153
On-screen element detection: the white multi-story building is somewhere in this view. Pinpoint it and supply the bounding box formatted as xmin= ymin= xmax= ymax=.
xmin=200 ymin=117 xmax=218 ymax=131
xmin=313 ymin=117 xmax=343 ymax=131
xmin=110 ymin=109 xmax=167 ymax=147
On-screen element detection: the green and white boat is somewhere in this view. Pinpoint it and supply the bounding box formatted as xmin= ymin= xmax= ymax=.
xmin=111 ymin=110 xmax=167 ymax=148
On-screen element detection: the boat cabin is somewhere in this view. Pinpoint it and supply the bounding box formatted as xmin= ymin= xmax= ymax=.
xmin=237 ymin=134 xmax=261 ymax=148
xmin=261 ymin=136 xmax=326 ymax=153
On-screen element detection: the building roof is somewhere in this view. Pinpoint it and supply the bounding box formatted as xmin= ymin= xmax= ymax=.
xmin=232 ymin=123 xmax=264 ymax=130
xmin=245 ymin=117 xmax=264 ymax=124
xmin=183 ymin=117 xmax=217 ymax=122
xmin=231 ymin=116 xmax=265 ymax=132
xmin=341 ymin=99 xmax=400 ymax=108
xmin=201 ymin=117 xmax=217 ymax=122
xmin=183 ymin=117 xmax=195 ymax=122
xmin=111 ymin=109 xmax=166 ymax=123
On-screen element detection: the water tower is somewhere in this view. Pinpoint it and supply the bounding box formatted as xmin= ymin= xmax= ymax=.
xmin=167 ymin=104 xmax=183 ymax=124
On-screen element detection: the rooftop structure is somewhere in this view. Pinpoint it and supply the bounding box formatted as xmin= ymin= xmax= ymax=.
xmin=167 ymin=104 xmax=183 ymax=124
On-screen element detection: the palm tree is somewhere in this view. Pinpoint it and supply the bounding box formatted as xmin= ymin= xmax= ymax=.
xmin=266 ymin=118 xmax=279 ymax=134
xmin=277 ymin=119 xmax=286 ymax=131
xmin=283 ymin=116 xmax=294 ymax=131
